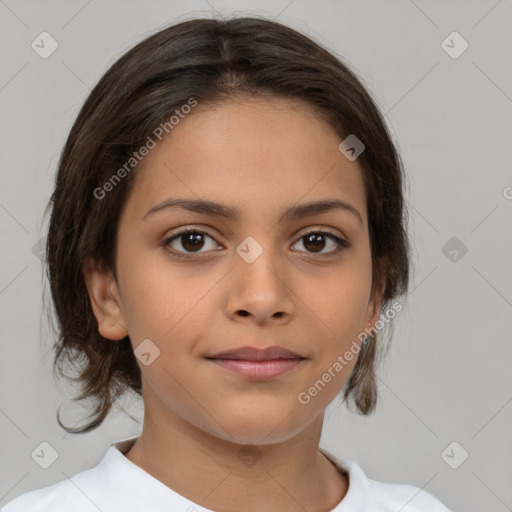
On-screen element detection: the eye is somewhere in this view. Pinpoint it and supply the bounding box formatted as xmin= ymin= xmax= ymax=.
xmin=164 ymin=228 xmax=221 ymax=258
xmin=291 ymin=229 xmax=350 ymax=255
xmin=163 ymin=227 xmax=350 ymax=259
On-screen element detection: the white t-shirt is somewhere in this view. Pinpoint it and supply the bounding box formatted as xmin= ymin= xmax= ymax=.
xmin=2 ymin=438 xmax=451 ymax=511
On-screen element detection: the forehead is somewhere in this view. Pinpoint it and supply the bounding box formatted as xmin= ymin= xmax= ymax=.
xmin=125 ymin=97 xmax=367 ymax=226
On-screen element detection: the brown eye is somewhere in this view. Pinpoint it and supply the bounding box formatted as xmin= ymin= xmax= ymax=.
xmin=164 ymin=229 xmax=219 ymax=257
xmin=292 ymin=230 xmax=350 ymax=255
xmin=180 ymin=231 xmax=205 ymax=252
xmin=303 ymin=233 xmax=327 ymax=252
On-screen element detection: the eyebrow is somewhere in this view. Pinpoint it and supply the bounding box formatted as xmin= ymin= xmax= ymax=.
xmin=143 ymin=197 xmax=363 ymax=226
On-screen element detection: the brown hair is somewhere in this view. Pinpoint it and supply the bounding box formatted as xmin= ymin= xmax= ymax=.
xmin=45 ymin=16 xmax=410 ymax=433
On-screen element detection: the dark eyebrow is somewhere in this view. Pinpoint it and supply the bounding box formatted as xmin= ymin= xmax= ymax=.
xmin=143 ymin=198 xmax=363 ymax=226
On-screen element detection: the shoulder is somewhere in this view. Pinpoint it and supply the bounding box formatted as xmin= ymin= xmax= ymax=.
xmin=0 ymin=440 xmax=203 ymax=512
xmin=320 ymin=449 xmax=451 ymax=512
xmin=1 ymin=447 xmax=134 ymax=512
xmin=1 ymin=467 xmax=105 ymax=512
xmin=367 ymin=475 xmax=451 ymax=511
xmin=345 ymin=458 xmax=451 ymax=511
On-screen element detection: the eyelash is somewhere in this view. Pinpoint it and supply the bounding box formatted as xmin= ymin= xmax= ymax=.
xmin=163 ymin=227 xmax=351 ymax=260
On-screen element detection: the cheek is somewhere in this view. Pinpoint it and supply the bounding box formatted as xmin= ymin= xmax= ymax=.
xmin=324 ymin=276 xmax=370 ymax=327
xmin=319 ymin=254 xmax=372 ymax=316
xmin=118 ymin=261 xmax=215 ymax=360
xmin=116 ymin=244 xmax=181 ymax=332
xmin=310 ymin=259 xmax=373 ymax=354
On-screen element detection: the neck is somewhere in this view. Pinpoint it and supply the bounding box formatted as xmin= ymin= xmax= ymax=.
xmin=124 ymin=394 xmax=348 ymax=511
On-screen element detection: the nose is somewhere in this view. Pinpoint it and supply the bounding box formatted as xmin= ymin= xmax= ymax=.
xmin=225 ymin=247 xmax=294 ymax=326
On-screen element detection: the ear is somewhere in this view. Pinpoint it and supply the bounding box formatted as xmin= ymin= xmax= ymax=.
xmin=364 ymin=288 xmax=383 ymax=332
xmin=363 ymin=258 xmax=388 ymax=333
xmin=82 ymin=257 xmax=128 ymax=340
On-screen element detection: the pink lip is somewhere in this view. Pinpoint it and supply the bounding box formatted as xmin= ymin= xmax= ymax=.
xmin=209 ymin=358 xmax=304 ymax=379
xmin=208 ymin=345 xmax=303 ymax=360
xmin=206 ymin=345 xmax=306 ymax=380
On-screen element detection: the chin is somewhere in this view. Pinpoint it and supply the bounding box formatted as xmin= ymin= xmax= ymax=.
xmin=206 ymin=409 xmax=311 ymax=446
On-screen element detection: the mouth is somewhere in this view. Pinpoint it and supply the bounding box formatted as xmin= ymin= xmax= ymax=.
xmin=205 ymin=345 xmax=307 ymax=380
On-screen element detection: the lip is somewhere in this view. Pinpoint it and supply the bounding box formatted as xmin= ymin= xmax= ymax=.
xmin=206 ymin=345 xmax=306 ymax=380
xmin=208 ymin=345 xmax=304 ymax=360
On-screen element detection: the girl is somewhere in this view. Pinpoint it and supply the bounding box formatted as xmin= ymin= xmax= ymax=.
xmin=2 ymin=16 xmax=451 ymax=512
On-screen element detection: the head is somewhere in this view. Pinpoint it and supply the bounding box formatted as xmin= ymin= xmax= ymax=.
xmin=46 ymin=16 xmax=410 ymax=438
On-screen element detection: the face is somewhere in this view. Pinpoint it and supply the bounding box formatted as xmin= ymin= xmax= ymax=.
xmin=84 ymin=96 xmax=382 ymax=445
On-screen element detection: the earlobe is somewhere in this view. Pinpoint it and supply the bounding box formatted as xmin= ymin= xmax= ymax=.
xmin=365 ymin=296 xmax=381 ymax=333
xmin=362 ymin=299 xmax=380 ymax=332
xmin=363 ymin=282 xmax=385 ymax=336
xmin=365 ymin=259 xmax=388 ymax=333
xmin=82 ymin=258 xmax=128 ymax=341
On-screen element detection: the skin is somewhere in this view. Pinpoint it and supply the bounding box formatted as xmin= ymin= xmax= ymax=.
xmin=83 ymin=96 xmax=383 ymax=512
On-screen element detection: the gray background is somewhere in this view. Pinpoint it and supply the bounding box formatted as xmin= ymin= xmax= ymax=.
xmin=1 ymin=1 xmax=511 ymax=511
